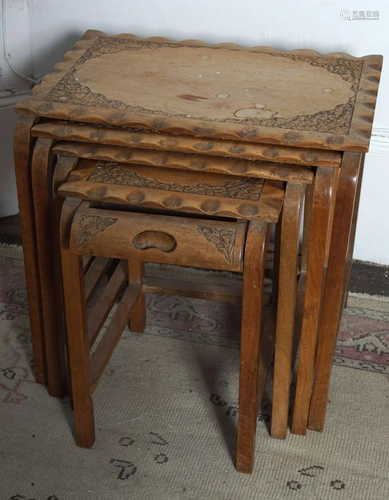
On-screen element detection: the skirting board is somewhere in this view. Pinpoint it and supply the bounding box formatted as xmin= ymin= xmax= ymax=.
xmin=370 ymin=128 xmax=389 ymax=155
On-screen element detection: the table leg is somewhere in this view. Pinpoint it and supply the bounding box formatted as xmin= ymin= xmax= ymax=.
xmin=271 ymin=183 xmax=304 ymax=439
xmin=13 ymin=116 xmax=47 ymax=384
xmin=236 ymin=221 xmax=270 ymax=474
xmin=291 ymin=167 xmax=336 ymax=435
xmin=52 ymin=156 xmax=80 ymax=399
xmin=60 ymin=199 xmax=95 ymax=447
xmin=343 ymin=153 xmax=365 ymax=309
xmin=308 ymin=152 xmax=362 ymax=432
xmin=32 ymin=138 xmax=67 ymax=397
xmin=128 ymin=261 xmax=146 ymax=333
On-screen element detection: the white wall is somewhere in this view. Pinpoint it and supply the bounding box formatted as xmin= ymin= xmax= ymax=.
xmin=0 ymin=0 xmax=34 ymax=217
xmin=0 ymin=107 xmax=20 ymax=216
xmin=0 ymin=0 xmax=33 ymax=93
xmin=1 ymin=0 xmax=389 ymax=263
xmin=27 ymin=0 xmax=389 ymax=130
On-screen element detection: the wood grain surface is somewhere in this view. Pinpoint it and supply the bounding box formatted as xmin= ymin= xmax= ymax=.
xmin=32 ymin=121 xmax=341 ymax=168
xmin=52 ymin=141 xmax=314 ymax=183
xmin=32 ymin=138 xmax=67 ymax=397
xmin=16 ymin=32 xmax=382 ymax=152
xmin=68 ymin=202 xmax=248 ymax=272
xmin=271 ymin=183 xmax=304 ymax=440
xmin=308 ymin=152 xmax=362 ymax=432
xmin=291 ymin=167 xmax=336 ymax=435
xmin=60 ymin=198 xmax=95 ymax=448
xmin=236 ymin=221 xmax=270 ymax=473
xmin=13 ymin=116 xmax=47 ymax=385
xmin=58 ymin=160 xmax=284 ymax=222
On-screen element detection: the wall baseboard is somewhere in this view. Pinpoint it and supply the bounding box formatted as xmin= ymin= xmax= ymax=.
xmin=0 ymin=90 xmax=31 ymax=110
xmin=370 ymin=128 xmax=389 ymax=155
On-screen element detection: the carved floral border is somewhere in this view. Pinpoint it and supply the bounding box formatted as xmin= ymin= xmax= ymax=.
xmin=45 ymin=37 xmax=364 ymax=134
xmin=87 ymin=162 xmax=264 ymax=201
xmin=77 ymin=214 xmax=117 ymax=247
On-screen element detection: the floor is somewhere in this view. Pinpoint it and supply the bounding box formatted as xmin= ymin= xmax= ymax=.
xmin=1 ymin=244 xmax=389 ymax=499
xmin=1 ymin=213 xmax=388 ymax=297
xmin=0 ymin=214 xmax=22 ymax=247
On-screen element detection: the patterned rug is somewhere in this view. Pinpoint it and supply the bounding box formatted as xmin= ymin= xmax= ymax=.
xmin=1 ymin=245 xmax=389 ymax=500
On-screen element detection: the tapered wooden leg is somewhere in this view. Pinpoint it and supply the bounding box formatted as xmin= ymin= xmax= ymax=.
xmin=272 ymin=212 xmax=281 ymax=301
xmin=342 ymin=153 xmax=365 ymax=309
xmin=13 ymin=116 xmax=47 ymax=384
xmin=32 ymin=138 xmax=68 ymax=397
xmin=290 ymin=183 xmax=314 ymax=369
xmin=52 ymin=156 xmax=80 ymax=398
xmin=324 ymin=168 xmax=340 ymax=266
xmin=237 ymin=221 xmax=270 ymax=474
xmin=128 ymin=260 xmax=146 ymax=333
xmin=292 ymin=168 xmax=336 ymax=435
xmin=271 ymin=183 xmax=304 ymax=439
xmin=308 ymin=152 xmax=362 ymax=432
xmin=300 ymin=182 xmax=314 ymax=274
xmin=60 ymin=199 xmax=95 ymax=448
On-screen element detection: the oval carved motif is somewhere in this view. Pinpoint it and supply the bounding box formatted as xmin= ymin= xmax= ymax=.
xmin=132 ymin=231 xmax=177 ymax=253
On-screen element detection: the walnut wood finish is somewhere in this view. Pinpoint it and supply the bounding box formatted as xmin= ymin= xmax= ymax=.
xmin=52 ymin=158 xmax=79 ymax=280
xmin=52 ymin=141 xmax=314 ymax=184
xmin=55 ymin=188 xmax=116 ymax=405
xmin=60 ymin=201 xmax=139 ymax=448
xmin=17 ymin=32 xmax=382 ymax=151
xmin=133 ymin=231 xmax=177 ymax=252
xmin=13 ymin=30 xmax=381 ymax=444
xmin=68 ymin=202 xmax=248 ymax=272
xmin=60 ymin=199 xmax=95 ymax=447
xmin=84 ymin=257 xmax=112 ymax=303
xmin=256 ymin=301 xmax=277 ymax=416
xmin=90 ymin=283 xmax=141 ymax=393
xmin=88 ymin=260 xmax=128 ymax=346
xmin=58 ymin=160 xmax=284 ymax=222
xmin=32 ymin=121 xmax=341 ymax=168
xmin=13 ymin=115 xmax=46 ymax=384
xmin=271 ymin=183 xmax=305 ymax=439
xmin=142 ymin=276 xmax=242 ymax=304
xmin=300 ymin=183 xmax=314 ymax=274
xmin=32 ymin=138 xmax=68 ymax=397
xmin=291 ymin=167 xmax=336 ymax=435
xmin=236 ymin=221 xmax=270 ymax=473
xmin=127 ymin=260 xmax=146 ymax=334
xmin=51 ymin=156 xmax=79 ymax=395
xmin=308 ymin=152 xmax=362 ymax=432
xmin=60 ymin=194 xmax=282 ymax=452
xmin=324 ymin=167 xmax=340 ymax=265
xmin=342 ymin=153 xmax=365 ymax=308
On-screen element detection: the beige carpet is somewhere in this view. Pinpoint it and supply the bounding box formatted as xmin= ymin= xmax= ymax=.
xmin=1 ymin=245 xmax=389 ymax=500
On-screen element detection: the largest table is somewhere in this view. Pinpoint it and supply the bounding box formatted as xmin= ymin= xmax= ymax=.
xmin=14 ymin=30 xmax=382 ymax=435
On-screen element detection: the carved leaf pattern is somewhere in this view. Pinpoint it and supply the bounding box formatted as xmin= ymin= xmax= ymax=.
xmin=198 ymin=226 xmax=236 ymax=264
xmin=77 ymin=214 xmax=117 ymax=247
xmin=88 ymin=162 xmax=263 ymax=201
xmin=45 ymin=36 xmax=363 ymax=134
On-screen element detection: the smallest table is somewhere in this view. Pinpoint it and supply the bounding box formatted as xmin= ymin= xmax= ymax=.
xmin=57 ymin=151 xmax=306 ymax=474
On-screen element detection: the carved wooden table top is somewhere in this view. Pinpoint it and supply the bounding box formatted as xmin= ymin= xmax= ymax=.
xmin=16 ymin=31 xmax=382 ymax=152
xmin=58 ymin=159 xmax=285 ymax=222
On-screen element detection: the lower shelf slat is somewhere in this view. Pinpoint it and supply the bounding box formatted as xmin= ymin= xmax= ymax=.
xmin=90 ymin=284 xmax=141 ymax=393
xmin=88 ymin=261 xmax=128 ymax=347
xmin=84 ymin=257 xmax=112 ymax=304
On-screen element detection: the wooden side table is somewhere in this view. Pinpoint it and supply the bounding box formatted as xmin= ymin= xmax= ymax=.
xmin=14 ymin=31 xmax=382 ymax=435
xmin=57 ymin=166 xmax=305 ymax=475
